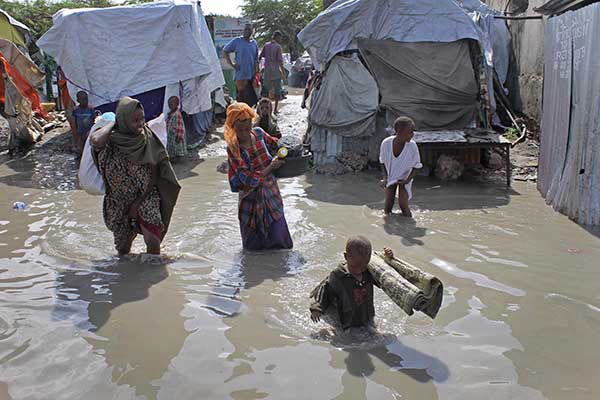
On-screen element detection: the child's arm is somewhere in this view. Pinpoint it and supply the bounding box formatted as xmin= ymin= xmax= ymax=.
xmin=72 ymin=111 xmax=78 ymax=134
xmin=380 ymin=164 xmax=388 ymax=188
xmin=263 ymin=130 xmax=279 ymax=146
xmin=397 ymin=167 xmax=418 ymax=186
xmin=310 ymin=278 xmax=335 ymax=323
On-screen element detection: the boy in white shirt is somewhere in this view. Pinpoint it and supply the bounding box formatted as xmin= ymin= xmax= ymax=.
xmin=379 ymin=116 xmax=422 ymax=217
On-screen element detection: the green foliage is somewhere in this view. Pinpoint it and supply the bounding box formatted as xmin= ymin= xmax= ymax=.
xmin=241 ymin=0 xmax=323 ymax=59
xmin=504 ymin=126 xmax=519 ymax=142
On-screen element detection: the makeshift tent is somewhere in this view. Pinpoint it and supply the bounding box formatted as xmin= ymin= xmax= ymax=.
xmin=38 ymin=0 xmax=224 ymax=120
xmin=0 ymin=52 xmax=47 ymax=119
xmin=298 ymin=0 xmax=510 ymax=165
xmin=1 ymin=63 xmax=43 ymax=152
xmin=0 ymin=9 xmax=30 ymax=49
xmin=538 ymin=2 xmax=600 ymax=225
xmin=358 ymin=39 xmax=479 ymax=129
xmin=0 ymin=39 xmax=44 ymax=87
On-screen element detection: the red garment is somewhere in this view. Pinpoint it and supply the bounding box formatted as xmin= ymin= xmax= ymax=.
xmin=0 ymin=52 xmax=49 ymax=120
xmin=57 ymin=69 xmax=74 ymax=112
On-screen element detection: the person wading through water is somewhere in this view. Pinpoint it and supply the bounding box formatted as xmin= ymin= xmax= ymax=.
xmin=224 ymin=24 xmax=259 ymax=108
xmin=91 ymin=97 xmax=181 ymax=255
xmin=225 ymin=102 xmax=293 ymax=251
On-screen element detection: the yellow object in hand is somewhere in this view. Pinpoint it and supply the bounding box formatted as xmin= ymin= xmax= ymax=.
xmin=277 ymin=147 xmax=289 ymax=159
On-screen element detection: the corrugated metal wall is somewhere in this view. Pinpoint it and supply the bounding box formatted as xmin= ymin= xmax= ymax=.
xmin=539 ymin=3 xmax=600 ymax=225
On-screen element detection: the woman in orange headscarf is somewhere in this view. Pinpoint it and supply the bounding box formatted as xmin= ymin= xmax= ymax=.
xmin=225 ymin=102 xmax=293 ymax=251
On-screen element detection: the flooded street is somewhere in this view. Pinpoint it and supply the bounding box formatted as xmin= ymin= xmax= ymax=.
xmin=1 ymin=97 xmax=600 ymax=400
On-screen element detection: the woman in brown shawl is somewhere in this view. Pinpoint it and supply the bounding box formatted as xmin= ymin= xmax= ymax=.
xmin=91 ymin=97 xmax=180 ymax=255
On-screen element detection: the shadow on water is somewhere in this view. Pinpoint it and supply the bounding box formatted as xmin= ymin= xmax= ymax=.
xmin=221 ymin=250 xmax=306 ymax=291
xmin=304 ymin=171 xmax=521 ymax=211
xmin=383 ymin=214 xmax=427 ymax=246
xmin=413 ymin=179 xmax=521 ymax=211
xmin=343 ymin=344 xmax=448 ymax=383
xmin=54 ymin=258 xmax=169 ymax=331
xmin=53 ymin=257 xmax=189 ymax=399
xmin=304 ymin=172 xmax=383 ymax=206
xmin=330 ymin=333 xmax=449 ymax=398
xmin=201 ymin=250 xmax=306 ymax=317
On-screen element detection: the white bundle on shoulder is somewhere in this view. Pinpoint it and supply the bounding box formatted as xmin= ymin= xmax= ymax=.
xmin=78 ymin=112 xmax=115 ymax=195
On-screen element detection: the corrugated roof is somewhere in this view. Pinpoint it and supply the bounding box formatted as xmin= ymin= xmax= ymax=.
xmin=535 ymin=0 xmax=599 ymax=15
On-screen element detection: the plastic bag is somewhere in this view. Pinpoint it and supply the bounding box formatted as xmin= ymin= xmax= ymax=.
xmin=78 ymin=112 xmax=115 ymax=195
xmin=147 ymin=113 xmax=167 ymax=146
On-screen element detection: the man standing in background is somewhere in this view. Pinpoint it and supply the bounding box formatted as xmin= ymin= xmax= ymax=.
xmin=259 ymin=31 xmax=286 ymax=114
xmin=224 ymin=24 xmax=259 ymax=107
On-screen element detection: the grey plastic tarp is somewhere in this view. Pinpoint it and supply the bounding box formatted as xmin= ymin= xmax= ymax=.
xmin=298 ymin=0 xmax=487 ymax=70
xmin=309 ymin=53 xmax=379 ymax=137
xmin=539 ymin=3 xmax=600 ymax=225
xmin=358 ymin=39 xmax=479 ymax=130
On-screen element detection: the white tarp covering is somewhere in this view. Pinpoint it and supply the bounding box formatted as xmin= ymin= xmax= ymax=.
xmin=298 ymin=0 xmax=486 ymax=69
xmin=164 ymin=2 xmax=224 ymax=115
xmin=37 ymin=0 xmax=216 ymax=108
xmin=539 ymin=3 xmax=600 ymax=226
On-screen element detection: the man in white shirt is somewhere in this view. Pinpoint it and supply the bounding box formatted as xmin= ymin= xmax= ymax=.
xmin=379 ymin=116 xmax=423 ymax=217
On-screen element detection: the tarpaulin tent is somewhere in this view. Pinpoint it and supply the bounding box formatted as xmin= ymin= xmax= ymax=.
xmin=298 ymin=0 xmax=487 ymax=70
xmin=309 ymin=53 xmax=380 ymax=164
xmin=358 ymin=39 xmax=479 ymax=130
xmin=0 ymin=52 xmax=47 ymax=119
xmin=0 ymin=39 xmax=44 ymax=87
xmin=37 ymin=0 xmax=224 ymax=120
xmin=298 ymin=0 xmax=510 ymax=165
xmin=0 ymin=9 xmax=30 ymax=49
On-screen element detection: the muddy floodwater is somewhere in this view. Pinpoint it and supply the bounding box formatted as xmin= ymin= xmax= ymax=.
xmin=1 ymin=109 xmax=600 ymax=400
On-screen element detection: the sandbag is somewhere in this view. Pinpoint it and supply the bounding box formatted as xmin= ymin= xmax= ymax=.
xmin=78 ymin=114 xmax=114 ymax=195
